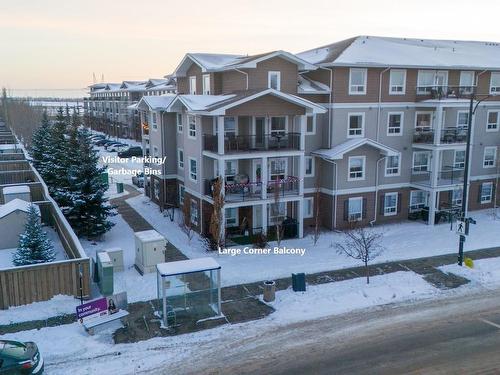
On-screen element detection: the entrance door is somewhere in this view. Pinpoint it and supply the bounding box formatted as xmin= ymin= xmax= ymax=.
xmin=254 ymin=117 xmax=266 ymax=149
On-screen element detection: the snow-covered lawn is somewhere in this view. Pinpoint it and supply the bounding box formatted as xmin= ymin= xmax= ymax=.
xmin=127 ymin=194 xmax=500 ymax=287
xmin=441 ymin=257 xmax=500 ymax=289
xmin=1 ymin=270 xmax=443 ymax=375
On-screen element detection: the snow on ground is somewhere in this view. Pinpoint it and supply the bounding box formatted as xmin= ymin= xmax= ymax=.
xmin=2 ymin=271 xmax=443 ymax=375
xmin=127 ymin=194 xmax=500 ymax=287
xmin=440 ymin=257 xmax=500 ymax=289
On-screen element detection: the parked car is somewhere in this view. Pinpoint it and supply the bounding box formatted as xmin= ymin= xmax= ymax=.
xmin=118 ymin=147 xmax=143 ymax=158
xmin=104 ymin=142 xmax=125 ymax=151
xmin=0 ymin=340 xmax=44 ymax=374
xmin=132 ymin=172 xmax=145 ymax=188
xmin=94 ymin=138 xmax=111 ymax=146
xmin=107 ymin=143 xmax=129 ymax=152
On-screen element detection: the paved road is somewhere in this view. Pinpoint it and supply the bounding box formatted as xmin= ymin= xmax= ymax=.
xmin=167 ymin=287 xmax=500 ymax=375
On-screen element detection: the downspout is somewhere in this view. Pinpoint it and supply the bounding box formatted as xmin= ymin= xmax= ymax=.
xmin=377 ymin=68 xmax=391 ymax=142
xmin=160 ymin=109 xmax=167 ymax=212
xmin=234 ymin=69 xmax=249 ymax=90
xmin=371 ymin=156 xmax=387 ymax=225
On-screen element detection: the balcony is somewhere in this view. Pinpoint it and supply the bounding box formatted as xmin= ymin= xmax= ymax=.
xmin=410 ymin=167 xmax=464 ymax=187
xmin=203 ymin=133 xmax=301 ymax=153
xmin=226 ymin=219 xmax=299 ymax=245
xmin=413 ymin=128 xmax=467 ymax=145
xmin=416 ymin=86 xmax=473 ymax=101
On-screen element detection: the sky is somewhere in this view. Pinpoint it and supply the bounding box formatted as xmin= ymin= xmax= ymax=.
xmin=1 ymin=0 xmax=500 ymax=91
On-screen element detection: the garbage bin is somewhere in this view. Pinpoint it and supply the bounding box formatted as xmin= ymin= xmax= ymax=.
xmin=100 ymin=171 xmax=109 ymax=188
xmin=116 ymin=182 xmax=124 ymax=194
xmin=263 ymin=280 xmax=276 ymax=302
xmin=292 ymin=273 xmax=306 ymax=292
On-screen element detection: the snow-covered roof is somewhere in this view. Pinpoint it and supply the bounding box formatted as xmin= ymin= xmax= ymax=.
xmin=0 ymin=144 xmax=17 ymax=150
xmin=298 ymin=75 xmax=330 ymax=94
xmin=298 ymin=36 xmax=500 ymax=70
xmin=312 ymin=138 xmax=399 ymax=160
xmin=157 ymin=257 xmax=221 ymax=277
xmin=0 ymin=199 xmax=39 ymax=219
xmin=120 ymin=81 xmax=147 ymax=92
xmin=3 ymin=185 xmax=30 ymax=195
xmin=134 ymin=229 xmax=165 ymax=243
xmin=136 ymin=94 xmax=177 ymax=111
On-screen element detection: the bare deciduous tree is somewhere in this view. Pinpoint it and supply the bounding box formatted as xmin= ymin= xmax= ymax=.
xmin=335 ymin=226 xmax=384 ymax=284
xmin=272 ymin=178 xmax=284 ymax=246
xmin=181 ymin=198 xmax=194 ymax=242
xmin=209 ymin=177 xmax=225 ymax=250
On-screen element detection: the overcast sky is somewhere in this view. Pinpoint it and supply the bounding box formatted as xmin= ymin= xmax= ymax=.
xmin=1 ymin=0 xmax=500 ymax=90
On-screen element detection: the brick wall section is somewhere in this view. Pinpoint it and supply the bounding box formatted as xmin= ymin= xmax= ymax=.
xmin=469 ymin=179 xmax=500 ymax=211
xmin=182 ymin=191 xmax=201 ymax=233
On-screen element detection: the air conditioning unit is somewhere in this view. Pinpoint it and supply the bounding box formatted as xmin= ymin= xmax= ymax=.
xmin=134 ymin=230 xmax=167 ymax=274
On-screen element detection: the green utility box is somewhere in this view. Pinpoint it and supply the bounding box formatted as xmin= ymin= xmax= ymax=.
xmin=116 ymin=182 xmax=124 ymax=194
xmin=97 ymin=251 xmax=114 ymax=296
xmin=292 ymin=273 xmax=306 ymax=292
xmin=100 ymin=171 xmax=109 ymax=189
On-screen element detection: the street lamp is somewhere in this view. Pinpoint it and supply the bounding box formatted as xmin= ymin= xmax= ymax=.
xmin=458 ymin=88 xmax=497 ymax=265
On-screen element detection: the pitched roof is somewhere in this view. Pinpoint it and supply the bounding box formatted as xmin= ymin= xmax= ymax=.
xmin=136 ymin=94 xmax=177 ymax=111
xmin=298 ymin=75 xmax=330 ymax=94
xmin=312 ymin=138 xmax=399 ymax=160
xmin=0 ymin=199 xmax=39 ymax=219
xmin=298 ymin=35 xmax=500 ymax=69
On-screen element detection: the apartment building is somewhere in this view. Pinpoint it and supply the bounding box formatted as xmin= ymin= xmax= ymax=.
xmin=84 ymin=77 xmax=176 ymax=140
xmin=136 ymin=36 xmax=500 ymax=242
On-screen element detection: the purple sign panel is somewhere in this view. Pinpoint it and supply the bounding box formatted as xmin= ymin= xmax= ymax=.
xmin=76 ymin=297 xmax=108 ymax=322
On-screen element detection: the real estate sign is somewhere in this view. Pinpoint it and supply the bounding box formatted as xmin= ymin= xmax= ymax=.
xmin=76 ymin=297 xmax=108 ymax=323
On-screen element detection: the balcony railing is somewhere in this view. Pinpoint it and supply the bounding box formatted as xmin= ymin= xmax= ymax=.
xmin=413 ymin=128 xmax=467 ymax=145
xmin=416 ymin=85 xmax=474 ymax=100
xmin=226 ymin=219 xmax=299 ymax=245
xmin=410 ymin=167 xmax=464 ymax=187
xmin=203 ymin=133 xmax=301 ymax=153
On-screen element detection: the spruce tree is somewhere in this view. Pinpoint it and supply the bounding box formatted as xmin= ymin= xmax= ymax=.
xmin=13 ymin=205 xmax=56 ymax=266
xmin=29 ymin=111 xmax=51 ymax=177
xmin=64 ymin=128 xmax=115 ymax=239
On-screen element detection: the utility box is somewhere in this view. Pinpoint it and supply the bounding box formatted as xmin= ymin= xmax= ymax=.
xmin=97 ymin=251 xmax=114 ymax=296
xmin=134 ymin=230 xmax=167 ymax=274
xmin=292 ymin=273 xmax=306 ymax=292
xmin=106 ymin=247 xmax=124 ymax=272
xmin=3 ymin=185 xmax=31 ymax=203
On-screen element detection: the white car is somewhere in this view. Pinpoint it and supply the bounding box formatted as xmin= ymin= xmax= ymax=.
xmin=107 ymin=144 xmax=129 ymax=152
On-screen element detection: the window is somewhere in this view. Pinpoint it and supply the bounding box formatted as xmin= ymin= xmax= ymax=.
xmin=225 ymin=208 xmax=238 ymax=227
xmin=189 ymin=158 xmax=197 ymax=181
xmin=490 ymin=72 xmax=500 ymax=94
xmin=269 ymin=158 xmax=287 ymax=181
xmin=202 ymin=74 xmax=210 ymax=95
xmin=269 ymin=202 xmax=286 ymax=224
xmin=348 ymin=197 xmax=363 ymax=222
xmin=306 ymin=115 xmax=316 ymax=135
xmin=268 ymin=71 xmax=281 ymax=90
xmin=189 ymin=76 xmax=196 ymax=95
xmin=384 ymin=192 xmax=398 ymax=216
xmin=348 ymin=113 xmax=364 ymax=137
xmin=224 ymin=160 xmax=238 ymax=183
xmin=415 ymin=112 xmax=432 ymax=131
xmin=417 ymin=70 xmax=448 ymax=94
xmin=179 ymin=185 xmax=185 ymax=205
xmin=459 ymin=71 xmax=474 ymax=94
xmin=188 ymin=115 xmax=196 ymax=139
xmin=270 ymin=117 xmax=286 ymax=136
xmin=480 ymin=182 xmax=493 ymax=203
xmin=487 ymin=111 xmax=499 ymax=131
xmin=412 ymin=151 xmax=429 ymax=172
xmin=305 ymin=156 xmax=315 ymax=177
xmin=452 ymin=188 xmax=463 ymax=206
xmin=177 ymin=113 xmax=183 ymax=133
xmin=454 ymin=150 xmax=465 ymax=169
xmin=410 ymin=190 xmax=428 ymax=212
xmin=190 ymin=199 xmax=198 ymax=226
xmin=348 ymin=156 xmax=365 ymax=181
xmin=178 ymin=148 xmax=184 ymax=169
xmin=349 ymin=68 xmax=367 ymax=94
xmin=224 ymin=117 xmax=237 ymax=137
xmin=387 ymin=112 xmax=403 ymax=135
xmin=385 ymin=155 xmax=400 ymax=176
xmin=304 ymin=197 xmax=314 ymax=219
xmin=153 ymin=146 xmax=159 ymax=157
xmin=457 ymin=111 xmax=469 ymax=129
xmin=389 ymin=69 xmax=406 ymax=94
xmin=483 ymin=147 xmax=497 ymax=168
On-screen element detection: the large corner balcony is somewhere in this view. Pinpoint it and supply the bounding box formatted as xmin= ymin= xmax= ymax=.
xmin=203 ymin=133 xmax=300 ymax=154
xmin=415 ymin=85 xmax=473 ymax=101
xmin=413 ymin=127 xmax=467 ymax=146
xmin=410 ymin=167 xmax=464 ymax=188
xmin=204 ymin=176 xmax=300 ymax=203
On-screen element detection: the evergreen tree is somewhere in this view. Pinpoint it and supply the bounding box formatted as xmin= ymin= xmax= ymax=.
xmin=29 ymin=111 xmax=51 ymax=176
xmin=13 ymin=205 xmax=56 ymax=266
xmin=64 ymin=128 xmax=115 ymax=239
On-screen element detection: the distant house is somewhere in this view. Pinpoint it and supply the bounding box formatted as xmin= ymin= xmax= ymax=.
xmin=0 ymin=199 xmax=40 ymax=250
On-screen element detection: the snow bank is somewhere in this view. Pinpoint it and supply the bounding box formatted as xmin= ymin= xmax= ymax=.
xmin=441 ymin=257 xmax=500 ymax=288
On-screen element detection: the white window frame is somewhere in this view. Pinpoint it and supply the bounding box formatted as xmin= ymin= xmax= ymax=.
xmin=189 ymin=157 xmax=198 ymax=182
xmin=489 ymin=72 xmax=500 ymax=94
xmin=389 ymin=69 xmax=406 ymax=95
xmin=387 ymin=112 xmax=404 ymax=136
xmin=385 ymin=154 xmax=401 ymax=177
xmin=456 ymin=110 xmax=469 ymax=129
xmin=306 ymin=114 xmax=316 ymax=135
xmin=304 ymin=197 xmax=314 ymax=219
xmin=483 ymin=146 xmax=497 ymax=168
xmin=481 ymin=182 xmax=493 ymax=203
xmin=269 ymin=157 xmax=288 ymax=181
xmin=459 ymin=71 xmax=474 ymax=94
xmin=415 ymin=111 xmax=433 ymax=131
xmin=305 ymin=156 xmax=315 ymax=177
xmin=348 ymin=197 xmax=363 ymax=222
xmin=225 ymin=207 xmax=238 ymax=227
xmin=348 ymin=156 xmax=366 ymax=181
xmin=486 ymin=110 xmax=499 ymax=132
xmin=452 ymin=188 xmax=463 ymax=206
xmin=347 ymin=113 xmax=365 ymax=138
xmin=179 ymin=185 xmax=185 ymax=205
xmin=349 ymin=68 xmax=367 ymax=95
xmin=412 ymin=151 xmax=430 ymax=173
xmin=268 ymin=202 xmax=287 ymax=225
xmin=151 ymin=112 xmax=158 ymax=130
xmin=188 ymin=115 xmax=196 ymax=139
xmin=453 ymin=150 xmax=465 ymax=169
xmin=268 ymin=71 xmax=281 ymax=90
xmin=177 ymin=113 xmax=183 ymax=133
xmin=409 ymin=190 xmax=428 ymax=212
xmin=202 ymin=74 xmax=210 ymax=95
xmin=190 ymin=199 xmax=198 ymax=226
xmin=189 ymin=76 xmax=196 ymax=95
xmin=177 ymin=148 xmax=184 ymax=169
xmin=417 ymin=70 xmax=448 ymax=94
xmin=384 ymin=192 xmax=398 ymax=216
xmin=269 ymin=116 xmax=287 ymax=136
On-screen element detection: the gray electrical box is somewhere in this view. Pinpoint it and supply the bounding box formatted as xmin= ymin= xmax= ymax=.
xmin=97 ymin=251 xmax=114 ymax=296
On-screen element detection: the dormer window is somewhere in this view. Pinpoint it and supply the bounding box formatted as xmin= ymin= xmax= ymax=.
xmin=268 ymin=71 xmax=281 ymax=90
xmin=189 ymin=76 xmax=196 ymax=95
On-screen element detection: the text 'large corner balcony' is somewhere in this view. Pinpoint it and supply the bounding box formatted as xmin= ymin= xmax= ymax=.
xmin=203 ymin=133 xmax=301 ymax=154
